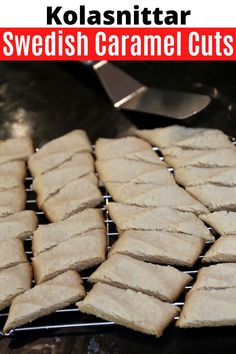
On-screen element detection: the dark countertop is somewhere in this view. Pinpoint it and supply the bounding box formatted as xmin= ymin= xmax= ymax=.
xmin=1 ymin=61 xmax=236 ymax=354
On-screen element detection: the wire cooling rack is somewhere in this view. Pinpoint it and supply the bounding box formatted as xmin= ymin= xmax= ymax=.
xmin=0 ymin=147 xmax=216 ymax=338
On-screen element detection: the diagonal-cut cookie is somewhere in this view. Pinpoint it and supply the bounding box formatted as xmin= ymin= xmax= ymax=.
xmin=193 ymin=263 xmax=236 ymax=290
xmin=130 ymin=169 xmax=175 ymax=185
xmin=106 ymin=183 xmax=208 ymax=215
xmin=109 ymin=230 xmax=204 ymax=267
xmin=200 ymin=211 xmax=236 ymax=236
xmin=89 ymin=253 xmax=192 ymax=301
xmin=32 ymin=208 xmax=104 ymax=255
xmin=203 ymin=236 xmax=236 ymax=263
xmin=162 ymin=147 xmax=236 ymax=169
xmin=32 ymin=229 xmax=106 ymax=284
xmin=204 ymin=166 xmax=236 ymax=186
xmin=3 ymin=270 xmax=85 ymax=333
xmin=175 ymin=166 xmax=236 ymax=188
xmin=124 ymin=149 xmax=165 ymax=165
xmin=28 ymin=152 xmax=94 ymax=177
xmin=134 ymin=126 xmax=207 ymax=148
xmin=0 ymin=177 xmax=24 ymax=191
xmin=107 ymin=203 xmax=214 ymax=241
xmin=96 ymin=158 xmax=167 ymax=184
xmin=95 ymin=136 xmax=151 ymax=160
xmin=0 ymin=263 xmax=32 ymax=311
xmin=187 ymin=184 xmax=236 ymax=212
xmin=174 ymin=167 xmax=222 ymax=187
xmin=77 ymin=282 xmax=180 ymax=337
xmin=0 ymin=239 xmax=27 ymax=271
xmin=41 ymin=176 xmax=103 ymax=222
xmin=30 ymin=130 xmax=91 ymax=160
xmin=0 ymin=137 xmax=34 ymax=165
xmin=174 ymin=130 xmax=233 ymax=150
xmin=0 ymin=161 xmax=26 ymax=190
xmin=33 ymin=168 xmax=95 ymax=206
xmin=32 ymin=209 xmax=105 ymax=255
xmin=0 ymin=187 xmax=26 ymax=218
xmin=0 ymin=210 xmax=38 ymax=242
xmin=176 ymin=287 xmax=236 ymax=328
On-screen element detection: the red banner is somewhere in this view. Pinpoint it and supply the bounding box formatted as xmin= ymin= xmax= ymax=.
xmin=0 ymin=27 xmax=235 ymax=60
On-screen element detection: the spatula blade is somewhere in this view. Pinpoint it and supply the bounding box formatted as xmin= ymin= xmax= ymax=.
xmin=93 ymin=61 xmax=211 ymax=119
xmin=120 ymin=87 xmax=211 ymax=119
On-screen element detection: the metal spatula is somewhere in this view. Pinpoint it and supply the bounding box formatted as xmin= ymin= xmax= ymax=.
xmin=88 ymin=61 xmax=211 ymax=119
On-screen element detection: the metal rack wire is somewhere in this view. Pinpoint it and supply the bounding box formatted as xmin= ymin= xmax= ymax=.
xmin=0 ymin=148 xmax=215 ymax=338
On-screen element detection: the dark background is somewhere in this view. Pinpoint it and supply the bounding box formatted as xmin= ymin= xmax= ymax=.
xmin=0 ymin=61 xmax=236 ymax=353
xmin=0 ymin=61 xmax=236 ymax=145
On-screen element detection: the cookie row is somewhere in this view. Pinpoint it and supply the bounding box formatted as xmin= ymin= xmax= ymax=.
xmin=2 ymin=131 xmax=106 ymax=333
xmin=3 ymin=209 xmax=107 ymax=333
xmin=0 ymin=137 xmax=33 ymax=217
xmin=134 ymin=125 xmax=236 ymax=328
xmin=28 ymin=130 xmax=103 ymax=222
xmin=77 ymin=135 xmax=213 ymax=337
xmin=0 ymin=136 xmax=36 ymax=331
